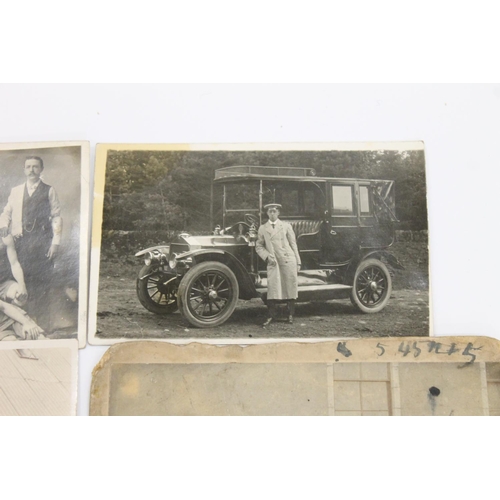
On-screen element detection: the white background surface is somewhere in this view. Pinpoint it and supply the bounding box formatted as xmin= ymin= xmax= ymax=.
xmin=1 ymin=84 xmax=499 ymax=415
xmin=1 ymin=5 xmax=499 ymax=499
xmin=2 ymin=84 xmax=499 ymax=498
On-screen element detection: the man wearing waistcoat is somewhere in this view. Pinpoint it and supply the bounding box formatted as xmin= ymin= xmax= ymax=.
xmin=0 ymin=156 xmax=62 ymax=331
xmin=256 ymin=203 xmax=301 ymax=327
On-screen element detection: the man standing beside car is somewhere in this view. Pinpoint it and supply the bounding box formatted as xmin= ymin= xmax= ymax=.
xmin=256 ymin=203 xmax=301 ymax=326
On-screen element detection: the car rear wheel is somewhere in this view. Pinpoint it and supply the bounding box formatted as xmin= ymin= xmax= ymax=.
xmin=137 ymin=265 xmax=179 ymax=315
xmin=350 ymin=259 xmax=392 ymax=313
xmin=177 ymin=261 xmax=239 ymax=327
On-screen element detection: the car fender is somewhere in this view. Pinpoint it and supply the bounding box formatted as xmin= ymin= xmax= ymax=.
xmin=180 ymin=249 xmax=259 ymax=300
xmin=346 ymin=249 xmax=404 ymax=280
xmin=356 ymin=249 xmax=404 ymax=270
xmin=135 ymin=245 xmax=170 ymax=258
xmin=363 ymin=250 xmax=405 ymax=270
xmin=175 ymin=248 xmax=224 ymax=260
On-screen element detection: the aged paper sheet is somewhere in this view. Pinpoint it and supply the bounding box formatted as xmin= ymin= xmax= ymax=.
xmin=90 ymin=336 xmax=498 ymax=416
xmin=0 ymin=339 xmax=78 ymax=416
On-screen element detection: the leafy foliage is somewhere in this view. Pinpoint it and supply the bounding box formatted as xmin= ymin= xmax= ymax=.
xmin=102 ymin=149 xmax=428 ymax=236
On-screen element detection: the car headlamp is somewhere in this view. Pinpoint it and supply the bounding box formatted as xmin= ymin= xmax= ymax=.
xmin=169 ymin=256 xmax=177 ymax=269
xmin=144 ymin=252 xmax=153 ymax=266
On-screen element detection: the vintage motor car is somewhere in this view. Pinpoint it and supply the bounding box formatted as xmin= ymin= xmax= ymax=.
xmin=135 ymin=166 xmax=403 ymax=328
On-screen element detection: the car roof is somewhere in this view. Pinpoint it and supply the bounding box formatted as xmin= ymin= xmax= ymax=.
xmin=213 ymin=165 xmax=390 ymax=184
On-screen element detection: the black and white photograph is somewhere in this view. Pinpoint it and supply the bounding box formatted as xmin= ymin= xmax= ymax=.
xmin=0 ymin=143 xmax=90 ymax=347
xmin=89 ymin=142 xmax=429 ymax=345
xmin=0 ymin=339 xmax=78 ymax=416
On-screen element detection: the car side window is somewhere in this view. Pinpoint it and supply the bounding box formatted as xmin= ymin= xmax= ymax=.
xmin=332 ymin=185 xmax=354 ymax=215
xmin=359 ymin=185 xmax=371 ymax=215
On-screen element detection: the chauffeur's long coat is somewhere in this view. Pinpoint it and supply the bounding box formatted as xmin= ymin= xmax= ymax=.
xmin=256 ymin=219 xmax=301 ymax=300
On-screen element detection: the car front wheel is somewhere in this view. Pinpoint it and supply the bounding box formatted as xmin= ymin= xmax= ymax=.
xmin=177 ymin=261 xmax=239 ymax=327
xmin=350 ymin=258 xmax=392 ymax=313
xmin=136 ymin=265 xmax=179 ymax=315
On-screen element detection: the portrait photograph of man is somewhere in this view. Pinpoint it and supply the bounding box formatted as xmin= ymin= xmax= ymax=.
xmin=0 ymin=143 xmax=89 ymax=346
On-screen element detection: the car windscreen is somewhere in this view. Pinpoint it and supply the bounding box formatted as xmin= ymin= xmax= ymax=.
xmin=225 ymin=181 xmax=260 ymax=211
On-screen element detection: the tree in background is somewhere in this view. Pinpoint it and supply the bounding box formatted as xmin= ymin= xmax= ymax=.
xmin=102 ymin=149 xmax=427 ymax=235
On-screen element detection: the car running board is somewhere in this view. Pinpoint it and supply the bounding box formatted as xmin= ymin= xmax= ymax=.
xmin=256 ymin=283 xmax=352 ymax=294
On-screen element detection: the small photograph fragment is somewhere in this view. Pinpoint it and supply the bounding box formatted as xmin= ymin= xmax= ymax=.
xmin=90 ymin=337 xmax=500 ymax=416
xmin=0 ymin=339 xmax=78 ymax=416
xmin=0 ymin=142 xmax=90 ymax=347
xmin=90 ymin=143 xmax=429 ymax=345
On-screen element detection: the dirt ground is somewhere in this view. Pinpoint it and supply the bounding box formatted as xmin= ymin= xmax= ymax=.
xmin=96 ymin=269 xmax=430 ymax=341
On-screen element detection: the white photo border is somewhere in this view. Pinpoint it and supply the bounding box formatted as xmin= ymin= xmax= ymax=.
xmin=89 ymin=141 xmax=428 ymax=346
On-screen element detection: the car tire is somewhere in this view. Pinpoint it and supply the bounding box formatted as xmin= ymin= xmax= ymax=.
xmin=177 ymin=261 xmax=239 ymax=328
xmin=136 ymin=265 xmax=179 ymax=315
xmin=350 ymin=258 xmax=392 ymax=313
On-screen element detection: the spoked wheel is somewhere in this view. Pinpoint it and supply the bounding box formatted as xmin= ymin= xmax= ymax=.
xmin=350 ymin=259 xmax=392 ymax=313
xmin=136 ymin=265 xmax=178 ymax=315
xmin=177 ymin=261 xmax=239 ymax=327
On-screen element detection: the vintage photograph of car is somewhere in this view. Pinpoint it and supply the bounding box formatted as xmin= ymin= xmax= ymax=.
xmin=89 ymin=143 xmax=429 ymax=345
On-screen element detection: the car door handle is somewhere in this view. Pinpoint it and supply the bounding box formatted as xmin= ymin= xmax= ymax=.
xmin=330 ymin=230 xmax=337 ymax=236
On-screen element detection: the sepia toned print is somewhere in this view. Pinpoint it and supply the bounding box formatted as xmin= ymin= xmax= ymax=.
xmin=0 ymin=339 xmax=78 ymax=416
xmin=89 ymin=143 xmax=429 ymax=345
xmin=0 ymin=143 xmax=90 ymax=347
xmin=90 ymin=337 xmax=499 ymax=416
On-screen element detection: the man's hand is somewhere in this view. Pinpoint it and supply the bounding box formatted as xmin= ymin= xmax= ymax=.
xmin=22 ymin=320 xmax=44 ymax=340
xmin=0 ymin=227 xmax=8 ymax=238
xmin=16 ymin=285 xmax=28 ymax=304
xmin=297 ymin=264 xmax=301 ymax=272
xmin=47 ymin=244 xmax=59 ymax=260
xmin=267 ymin=255 xmax=276 ymax=267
